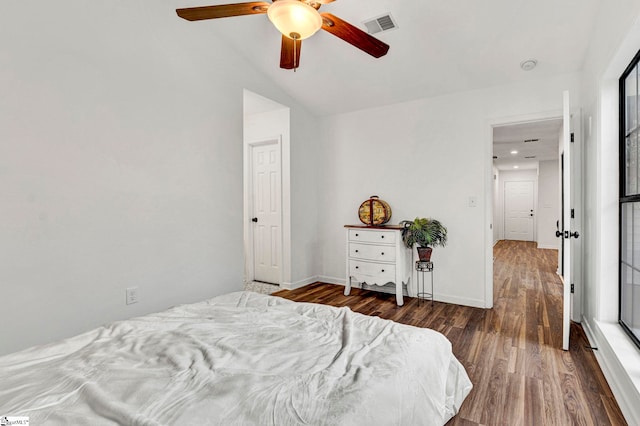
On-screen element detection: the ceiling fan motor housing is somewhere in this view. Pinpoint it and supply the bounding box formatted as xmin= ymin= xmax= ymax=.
xmin=267 ymin=0 xmax=323 ymax=40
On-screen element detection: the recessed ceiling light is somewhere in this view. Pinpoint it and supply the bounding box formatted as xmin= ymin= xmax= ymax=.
xmin=510 ymin=150 xmax=518 ymax=155
xmin=513 ymin=165 xmax=519 ymax=169
xmin=520 ymin=59 xmax=537 ymax=71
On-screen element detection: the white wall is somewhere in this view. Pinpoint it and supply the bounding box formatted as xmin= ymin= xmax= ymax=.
xmin=288 ymin=107 xmax=322 ymax=287
xmin=318 ymin=73 xmax=581 ymax=308
xmin=537 ymin=160 xmax=560 ymax=249
xmin=495 ymin=169 xmax=538 ymax=242
xmin=0 ymin=1 xmax=321 ymax=355
xmin=578 ymin=2 xmax=640 ymax=423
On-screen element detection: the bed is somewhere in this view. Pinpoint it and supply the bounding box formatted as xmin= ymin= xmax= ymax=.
xmin=0 ymin=291 xmax=472 ymax=425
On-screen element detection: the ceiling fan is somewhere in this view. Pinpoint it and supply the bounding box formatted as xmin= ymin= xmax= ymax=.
xmin=176 ymin=0 xmax=390 ymax=70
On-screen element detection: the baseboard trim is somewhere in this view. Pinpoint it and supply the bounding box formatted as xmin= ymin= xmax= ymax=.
xmin=317 ymin=275 xmax=345 ymax=285
xmin=537 ymin=243 xmax=560 ymax=250
xmin=582 ymin=317 xmax=640 ymax=424
xmin=436 ymin=294 xmax=486 ymax=308
xmin=280 ymin=276 xmax=319 ymax=291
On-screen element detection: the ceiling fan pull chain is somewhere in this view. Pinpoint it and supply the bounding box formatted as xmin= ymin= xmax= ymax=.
xmin=292 ymin=33 xmax=299 ymax=72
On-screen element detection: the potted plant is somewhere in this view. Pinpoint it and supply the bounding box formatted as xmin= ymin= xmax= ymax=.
xmin=399 ymin=217 xmax=448 ymax=262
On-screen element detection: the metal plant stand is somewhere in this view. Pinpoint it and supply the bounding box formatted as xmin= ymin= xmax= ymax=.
xmin=415 ymin=261 xmax=434 ymax=306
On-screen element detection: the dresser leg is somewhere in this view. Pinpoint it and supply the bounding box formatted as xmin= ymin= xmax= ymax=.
xmin=344 ymin=276 xmax=352 ymax=296
xmin=395 ymin=281 xmax=403 ymax=306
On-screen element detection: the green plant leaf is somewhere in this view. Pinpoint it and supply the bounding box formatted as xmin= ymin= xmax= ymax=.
xmin=399 ymin=217 xmax=447 ymax=248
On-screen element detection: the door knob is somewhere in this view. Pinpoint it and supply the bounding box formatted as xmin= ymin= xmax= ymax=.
xmin=560 ymin=230 xmax=580 ymax=239
xmin=251 ymin=217 xmax=258 ymax=223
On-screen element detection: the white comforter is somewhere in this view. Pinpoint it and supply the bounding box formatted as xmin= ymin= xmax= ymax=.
xmin=0 ymin=291 xmax=472 ymax=425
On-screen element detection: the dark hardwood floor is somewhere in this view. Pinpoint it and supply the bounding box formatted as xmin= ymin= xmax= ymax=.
xmin=273 ymin=240 xmax=626 ymax=425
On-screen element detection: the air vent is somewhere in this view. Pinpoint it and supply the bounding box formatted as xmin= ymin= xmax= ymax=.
xmin=524 ymin=155 xmax=536 ymax=159
xmin=364 ymin=14 xmax=398 ymax=34
xmin=524 ymin=138 xmax=539 ymax=143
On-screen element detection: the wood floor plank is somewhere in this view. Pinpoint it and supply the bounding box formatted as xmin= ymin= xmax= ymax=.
xmin=524 ymin=376 xmax=544 ymax=426
xmin=272 ymin=240 xmax=627 ymax=425
xmin=506 ymin=373 xmax=526 ymax=425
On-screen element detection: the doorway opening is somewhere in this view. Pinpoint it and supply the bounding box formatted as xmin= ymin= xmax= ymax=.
xmin=492 ymin=118 xmax=562 ymax=249
xmin=490 ymin=115 xmax=568 ymax=349
xmin=489 ymin=101 xmax=582 ymax=352
xmin=243 ymin=90 xmax=291 ymax=291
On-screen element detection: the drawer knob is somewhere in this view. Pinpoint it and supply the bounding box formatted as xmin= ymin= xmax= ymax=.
xmin=355 ymin=233 xmax=359 ymax=236
xmin=381 ymin=252 xmax=384 ymax=255
xmin=381 ymin=235 xmax=384 ymax=239
xmin=381 ymin=269 xmax=385 ymax=272
xmin=355 ymin=250 xmax=359 ymax=253
xmin=355 ymin=266 xmax=359 ymax=269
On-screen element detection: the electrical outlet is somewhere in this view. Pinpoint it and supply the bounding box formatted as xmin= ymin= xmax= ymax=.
xmin=126 ymin=287 xmax=139 ymax=305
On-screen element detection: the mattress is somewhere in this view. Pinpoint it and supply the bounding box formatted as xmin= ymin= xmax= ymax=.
xmin=0 ymin=291 xmax=472 ymax=425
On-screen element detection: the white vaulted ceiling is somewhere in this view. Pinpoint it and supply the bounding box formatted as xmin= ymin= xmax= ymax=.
xmin=177 ymin=0 xmax=602 ymax=115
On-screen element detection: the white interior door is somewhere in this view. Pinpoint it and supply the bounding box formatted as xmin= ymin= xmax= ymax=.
xmin=504 ymin=181 xmax=535 ymax=241
xmin=561 ymin=90 xmax=577 ymax=351
xmin=251 ymin=142 xmax=282 ymax=284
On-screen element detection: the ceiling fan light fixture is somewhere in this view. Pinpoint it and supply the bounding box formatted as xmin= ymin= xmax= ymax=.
xmin=267 ymin=0 xmax=322 ymax=40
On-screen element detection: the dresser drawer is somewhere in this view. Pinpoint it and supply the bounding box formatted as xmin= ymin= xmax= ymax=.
xmin=349 ymin=260 xmax=396 ymax=281
xmin=349 ymin=242 xmax=396 ymax=262
xmin=348 ymin=229 xmax=396 ymax=244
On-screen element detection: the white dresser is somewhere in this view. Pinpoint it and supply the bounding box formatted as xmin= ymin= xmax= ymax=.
xmin=344 ymin=225 xmax=412 ymax=306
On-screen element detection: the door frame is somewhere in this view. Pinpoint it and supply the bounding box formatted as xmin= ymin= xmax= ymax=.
xmin=487 ymin=106 xmax=583 ymax=319
xmin=244 ymin=136 xmax=284 ymax=285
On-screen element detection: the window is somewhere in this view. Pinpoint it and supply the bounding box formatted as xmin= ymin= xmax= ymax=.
xmin=620 ymin=48 xmax=640 ymax=349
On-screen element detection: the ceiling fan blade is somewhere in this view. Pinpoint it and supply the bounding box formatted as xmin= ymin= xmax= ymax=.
xmin=280 ymin=35 xmax=302 ymax=69
xmin=176 ymin=2 xmax=270 ymax=21
xmin=320 ymin=13 xmax=389 ymax=58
